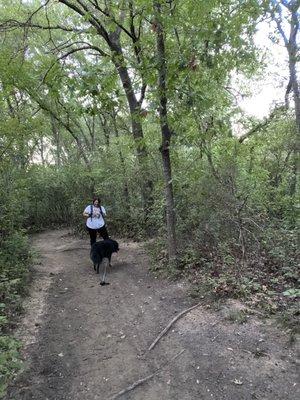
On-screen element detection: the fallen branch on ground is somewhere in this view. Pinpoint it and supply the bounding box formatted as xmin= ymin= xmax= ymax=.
xmin=110 ymin=349 xmax=185 ymax=400
xmin=148 ymin=303 xmax=201 ymax=351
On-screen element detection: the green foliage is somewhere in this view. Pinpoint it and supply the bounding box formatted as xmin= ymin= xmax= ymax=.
xmin=0 ymin=230 xmax=31 ymax=399
xmin=148 ymin=110 xmax=298 ymax=325
xmin=0 ymin=105 xmax=32 ymax=396
xmin=0 ymin=335 xmax=22 ymax=398
xmin=0 ymin=0 xmax=298 ymax=394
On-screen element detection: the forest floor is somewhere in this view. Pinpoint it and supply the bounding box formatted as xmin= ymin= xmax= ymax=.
xmin=4 ymin=229 xmax=299 ymax=400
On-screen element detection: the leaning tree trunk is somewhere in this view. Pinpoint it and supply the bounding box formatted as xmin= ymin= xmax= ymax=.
xmin=154 ymin=1 xmax=177 ymax=262
xmin=273 ymin=1 xmax=299 ymax=205
xmin=287 ymin=4 xmax=300 ymax=135
xmin=112 ymin=113 xmax=130 ymax=204
xmin=50 ymin=115 xmax=61 ymax=167
xmin=288 ymin=44 xmax=299 ymax=200
xmin=111 ymin=46 xmax=153 ymax=220
xmin=287 ymin=4 xmax=300 ymax=201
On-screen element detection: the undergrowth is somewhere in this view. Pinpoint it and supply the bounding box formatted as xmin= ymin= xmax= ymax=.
xmin=148 ymin=229 xmax=299 ymax=335
xmin=0 ymin=232 xmax=32 ymax=398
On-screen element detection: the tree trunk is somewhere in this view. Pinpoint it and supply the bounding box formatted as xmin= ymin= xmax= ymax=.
xmin=112 ymin=113 xmax=131 ymax=211
xmin=111 ymin=47 xmax=153 ymax=218
xmin=273 ymin=1 xmax=299 ymax=200
xmin=271 ymin=1 xmax=299 ymax=223
xmin=154 ymin=1 xmax=177 ymax=262
xmin=288 ymin=46 xmax=298 ymax=210
xmin=287 ymin=6 xmax=300 ymax=136
xmin=287 ymin=6 xmax=299 ymax=200
xmin=40 ymin=138 xmax=45 ymax=165
xmin=50 ymin=115 xmax=61 ymax=167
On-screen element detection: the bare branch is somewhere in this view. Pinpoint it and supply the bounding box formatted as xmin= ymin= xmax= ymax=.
xmin=59 ymin=0 xmax=111 ymax=43
xmin=87 ymin=0 xmax=136 ymax=40
xmin=110 ymin=350 xmax=185 ymax=400
xmin=26 ymin=0 xmax=51 ymax=24
xmin=23 ymin=89 xmax=91 ymax=167
xmin=274 ymin=15 xmax=289 ymax=46
xmin=60 ymin=44 xmax=108 ymax=59
xmin=42 ymin=43 xmax=108 ymax=83
xmin=281 ymin=0 xmax=300 ymax=12
xmin=0 ymin=19 xmax=85 ymax=33
xmin=238 ymin=111 xmax=279 ymax=143
xmin=0 ymin=139 xmax=14 ymax=159
xmin=148 ymin=303 xmax=201 ymax=351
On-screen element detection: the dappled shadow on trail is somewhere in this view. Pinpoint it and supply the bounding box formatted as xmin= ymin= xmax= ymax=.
xmin=5 ymin=229 xmax=299 ymax=400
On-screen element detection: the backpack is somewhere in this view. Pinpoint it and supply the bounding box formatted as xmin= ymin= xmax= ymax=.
xmin=89 ymin=205 xmax=105 ymax=223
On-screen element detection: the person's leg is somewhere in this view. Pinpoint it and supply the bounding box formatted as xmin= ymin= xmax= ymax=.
xmin=88 ymin=228 xmax=97 ymax=246
xmin=99 ymin=225 xmax=109 ymax=240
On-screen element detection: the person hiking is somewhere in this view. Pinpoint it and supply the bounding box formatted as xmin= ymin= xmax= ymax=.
xmin=83 ymin=196 xmax=109 ymax=246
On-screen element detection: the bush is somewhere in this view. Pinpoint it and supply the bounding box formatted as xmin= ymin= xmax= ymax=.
xmin=0 ymin=235 xmax=31 ymax=399
xmin=0 ymin=335 xmax=22 ymax=398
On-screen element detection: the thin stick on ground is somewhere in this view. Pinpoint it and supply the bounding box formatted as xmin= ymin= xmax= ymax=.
xmin=110 ymin=349 xmax=185 ymax=400
xmin=148 ymin=303 xmax=201 ymax=351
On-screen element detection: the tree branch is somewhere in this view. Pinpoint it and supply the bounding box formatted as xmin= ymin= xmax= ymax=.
xmin=138 ymin=82 xmax=147 ymax=106
xmin=42 ymin=43 xmax=108 ymax=83
xmin=110 ymin=350 xmax=185 ymax=400
xmin=274 ymin=15 xmax=289 ymax=46
xmin=238 ymin=111 xmax=279 ymax=143
xmin=87 ymin=0 xmax=136 ymax=40
xmin=24 ymin=89 xmax=91 ymax=168
xmin=25 ymin=0 xmax=51 ymax=24
xmin=0 ymin=19 xmax=85 ymax=33
xmin=58 ymin=0 xmax=111 ymax=44
xmin=148 ymin=303 xmax=201 ymax=351
xmin=59 ymin=44 xmax=108 ymax=60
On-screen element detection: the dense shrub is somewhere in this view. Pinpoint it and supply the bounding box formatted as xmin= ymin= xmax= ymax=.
xmin=0 ymin=163 xmax=32 ymax=396
xmin=149 ymin=117 xmax=298 ymax=329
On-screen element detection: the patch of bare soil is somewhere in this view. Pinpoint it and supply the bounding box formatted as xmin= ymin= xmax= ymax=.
xmin=4 ymin=229 xmax=299 ymax=400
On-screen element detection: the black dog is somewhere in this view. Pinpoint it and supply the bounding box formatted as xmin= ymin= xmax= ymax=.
xmin=90 ymin=239 xmax=119 ymax=285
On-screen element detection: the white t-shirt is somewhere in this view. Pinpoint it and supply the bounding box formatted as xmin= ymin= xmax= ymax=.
xmin=84 ymin=205 xmax=106 ymax=229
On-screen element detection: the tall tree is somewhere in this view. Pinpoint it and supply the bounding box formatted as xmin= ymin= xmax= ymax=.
xmin=153 ymin=1 xmax=177 ymax=261
xmin=270 ymin=0 xmax=299 ymax=132
xmin=269 ymin=0 xmax=299 ymax=198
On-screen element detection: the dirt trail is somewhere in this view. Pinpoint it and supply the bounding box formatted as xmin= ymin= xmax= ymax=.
xmin=5 ymin=230 xmax=299 ymax=400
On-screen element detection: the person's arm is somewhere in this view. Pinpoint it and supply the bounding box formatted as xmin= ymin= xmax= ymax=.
xmin=83 ymin=206 xmax=91 ymax=218
xmin=101 ymin=206 xmax=106 ymax=216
